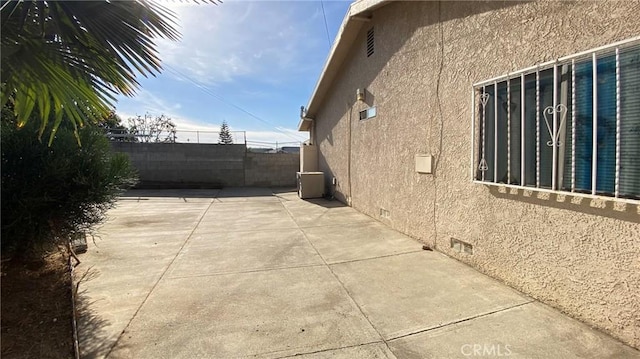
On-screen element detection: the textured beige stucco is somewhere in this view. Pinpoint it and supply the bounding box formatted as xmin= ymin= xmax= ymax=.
xmin=312 ymin=0 xmax=640 ymax=348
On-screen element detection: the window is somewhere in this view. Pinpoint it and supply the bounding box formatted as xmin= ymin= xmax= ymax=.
xmin=359 ymin=106 xmax=377 ymax=120
xmin=366 ymin=27 xmax=374 ymax=57
xmin=472 ymin=38 xmax=640 ymax=202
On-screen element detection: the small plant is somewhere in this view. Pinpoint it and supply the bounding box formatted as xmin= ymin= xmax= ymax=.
xmin=1 ymin=108 xmax=138 ymax=258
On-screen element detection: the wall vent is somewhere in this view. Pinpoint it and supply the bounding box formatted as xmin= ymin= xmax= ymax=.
xmin=451 ymin=238 xmax=473 ymax=255
xmin=359 ymin=106 xmax=377 ymax=121
xmin=366 ymin=27 xmax=374 ymax=57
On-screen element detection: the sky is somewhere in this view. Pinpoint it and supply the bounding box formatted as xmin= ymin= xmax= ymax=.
xmin=114 ymin=0 xmax=352 ymax=147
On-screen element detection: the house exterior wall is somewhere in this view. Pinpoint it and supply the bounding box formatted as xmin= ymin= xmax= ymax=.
xmin=313 ymin=0 xmax=640 ymax=348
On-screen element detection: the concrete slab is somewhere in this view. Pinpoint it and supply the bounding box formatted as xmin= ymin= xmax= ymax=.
xmin=281 ymin=200 xmax=374 ymax=228
xmin=195 ymin=202 xmax=299 ymax=232
xmin=215 ymin=187 xmax=281 ymax=202
xmin=282 ymin=343 xmax=397 ymax=358
xmin=302 ymin=221 xmax=423 ymax=263
xmin=75 ymin=252 xmax=171 ymax=359
xmin=76 ymin=189 xmax=639 ymax=358
xmin=167 ymin=229 xmax=324 ymax=277
xmin=76 ymin=194 xmax=211 ymax=358
xmin=105 ymin=202 xmax=206 ymax=213
xmin=217 ymin=187 xmax=276 ymax=197
xmin=215 ymin=196 xmax=282 ymax=203
xmin=388 ymin=302 xmax=640 ymax=359
xmin=76 ymin=271 xmax=161 ymax=359
xmin=98 ymin=205 xmax=209 ymax=234
xmin=121 ymin=189 xmax=221 ymax=199
xmin=109 ymin=266 xmax=381 ymax=358
xmin=330 ymin=251 xmax=531 ymax=340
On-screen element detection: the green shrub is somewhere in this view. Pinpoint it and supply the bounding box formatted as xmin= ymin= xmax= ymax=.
xmin=1 ymin=111 xmax=138 ymax=257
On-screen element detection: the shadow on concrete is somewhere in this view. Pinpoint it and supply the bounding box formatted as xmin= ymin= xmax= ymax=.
xmin=121 ymin=188 xmax=220 ymax=199
xmin=74 ymin=267 xmax=127 ymax=358
xmin=271 ymin=187 xmax=299 ymax=195
xmin=303 ymin=198 xmax=349 ymax=209
xmin=133 ymin=181 xmax=223 ymax=190
xmin=215 ymin=187 xmax=282 ymax=198
xmin=121 ymin=187 xmax=350 ymax=210
xmin=121 ymin=187 xmax=303 ymax=200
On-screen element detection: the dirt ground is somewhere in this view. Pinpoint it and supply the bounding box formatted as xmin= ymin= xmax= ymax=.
xmin=1 ymin=250 xmax=74 ymax=358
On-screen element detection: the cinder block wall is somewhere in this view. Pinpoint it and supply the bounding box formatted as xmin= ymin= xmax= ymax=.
xmin=112 ymin=143 xmax=299 ymax=188
xmin=112 ymin=142 xmax=246 ymax=187
xmin=245 ymin=152 xmax=299 ymax=187
xmin=313 ymin=0 xmax=640 ymax=348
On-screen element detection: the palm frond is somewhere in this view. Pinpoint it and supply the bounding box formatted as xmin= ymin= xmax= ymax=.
xmin=0 ymin=0 xmax=216 ymax=142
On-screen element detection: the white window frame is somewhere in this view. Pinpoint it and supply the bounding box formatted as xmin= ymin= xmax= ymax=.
xmin=359 ymin=106 xmax=377 ymax=121
xmin=470 ymin=36 xmax=640 ymax=204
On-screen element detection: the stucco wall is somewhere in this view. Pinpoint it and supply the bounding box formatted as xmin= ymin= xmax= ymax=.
xmin=313 ymin=0 xmax=640 ymax=348
xmin=112 ymin=143 xmax=299 ymax=188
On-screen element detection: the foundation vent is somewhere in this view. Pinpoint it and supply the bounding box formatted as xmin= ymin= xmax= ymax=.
xmin=451 ymin=238 xmax=473 ymax=255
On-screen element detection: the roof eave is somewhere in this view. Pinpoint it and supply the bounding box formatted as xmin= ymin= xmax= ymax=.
xmin=297 ymin=117 xmax=313 ymax=132
xmin=302 ymin=0 xmax=390 ymax=123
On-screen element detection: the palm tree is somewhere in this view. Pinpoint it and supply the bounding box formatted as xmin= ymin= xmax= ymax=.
xmin=1 ymin=0 xmax=217 ymax=144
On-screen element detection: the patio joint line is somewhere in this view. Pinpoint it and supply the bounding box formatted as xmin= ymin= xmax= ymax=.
xmin=325 ymin=249 xmax=425 ymax=266
xmin=271 ymin=340 xmax=386 ymax=358
xmin=386 ymin=300 xmax=536 ymax=342
xmin=281 ymin=208 xmax=330 ymax=228
xmin=278 ymin=198 xmax=395 ymax=355
xmin=103 ymin=198 xmax=217 ymax=358
xmin=189 ymin=226 xmax=301 ymax=235
xmin=296 ymin=221 xmax=375 ymax=229
xmin=165 ymin=263 xmax=326 ymax=280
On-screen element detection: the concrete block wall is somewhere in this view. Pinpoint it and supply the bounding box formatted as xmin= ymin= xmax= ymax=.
xmin=245 ymin=152 xmax=299 ymax=187
xmin=112 ymin=142 xmax=299 ymax=188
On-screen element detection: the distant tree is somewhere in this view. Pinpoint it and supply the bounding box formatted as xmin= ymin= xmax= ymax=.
xmin=218 ymin=121 xmax=234 ymax=144
xmin=127 ymin=114 xmax=176 ymax=143
xmin=99 ymin=110 xmax=132 ymax=142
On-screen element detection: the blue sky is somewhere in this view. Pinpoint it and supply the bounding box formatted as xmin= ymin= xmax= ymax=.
xmin=114 ymin=0 xmax=352 ymax=145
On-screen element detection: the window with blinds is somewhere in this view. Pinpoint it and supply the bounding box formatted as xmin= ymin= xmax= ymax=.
xmin=472 ymin=38 xmax=640 ymax=202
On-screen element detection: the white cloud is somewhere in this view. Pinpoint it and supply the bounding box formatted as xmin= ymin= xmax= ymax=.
xmin=154 ymin=1 xmax=323 ymax=85
xmin=169 ymin=116 xmax=308 ymax=145
xmin=172 ymin=120 xmax=308 ymax=146
xmin=115 ymin=106 xmax=308 ymax=145
xmin=113 ymin=1 xmax=340 ymax=145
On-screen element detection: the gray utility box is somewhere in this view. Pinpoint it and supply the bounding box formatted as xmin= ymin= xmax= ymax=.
xmin=297 ymin=172 xmax=324 ymax=199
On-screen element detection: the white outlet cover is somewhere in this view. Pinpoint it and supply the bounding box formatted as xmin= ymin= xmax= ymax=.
xmin=415 ymin=154 xmax=433 ymax=174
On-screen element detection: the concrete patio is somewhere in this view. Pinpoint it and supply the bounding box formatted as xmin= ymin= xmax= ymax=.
xmin=75 ymin=188 xmax=639 ymax=358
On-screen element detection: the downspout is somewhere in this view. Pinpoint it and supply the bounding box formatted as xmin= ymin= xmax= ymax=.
xmin=431 ymin=0 xmax=445 ymax=250
xmin=310 ymin=120 xmax=315 ymax=146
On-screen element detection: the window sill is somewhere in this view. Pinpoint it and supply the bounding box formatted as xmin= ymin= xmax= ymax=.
xmin=472 ymin=180 xmax=640 ymax=206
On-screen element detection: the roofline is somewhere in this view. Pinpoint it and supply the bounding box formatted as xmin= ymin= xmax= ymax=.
xmin=297 ymin=116 xmax=313 ymax=131
xmin=298 ymin=0 xmax=391 ymax=131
